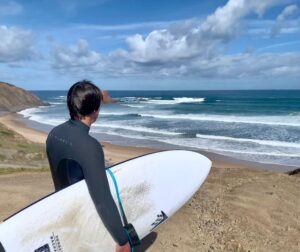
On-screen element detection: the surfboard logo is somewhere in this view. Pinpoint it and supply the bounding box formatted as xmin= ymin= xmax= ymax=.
xmin=34 ymin=243 xmax=50 ymax=252
xmin=150 ymin=211 xmax=168 ymax=231
xmin=50 ymin=232 xmax=63 ymax=252
xmin=34 ymin=232 xmax=63 ymax=252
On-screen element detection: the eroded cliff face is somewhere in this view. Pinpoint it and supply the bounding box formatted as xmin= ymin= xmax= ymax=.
xmin=0 ymin=82 xmax=46 ymax=112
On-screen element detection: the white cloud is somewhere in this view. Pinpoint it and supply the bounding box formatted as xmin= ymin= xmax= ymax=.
xmin=247 ymin=18 xmax=300 ymax=36
xmin=126 ymin=30 xmax=201 ymax=63
xmin=51 ymin=39 xmax=300 ymax=79
xmin=50 ymin=0 xmax=300 ymax=80
xmin=277 ymin=4 xmax=298 ymax=22
xmin=119 ymin=52 xmax=300 ymax=79
xmin=52 ymin=40 xmax=101 ymax=69
xmin=258 ymin=40 xmax=300 ymax=51
xmin=0 ymin=25 xmax=35 ymax=62
xmin=272 ymin=4 xmax=299 ymax=36
xmin=187 ymin=52 xmax=300 ymax=78
xmin=56 ymin=0 xmax=109 ymax=14
xmin=124 ymin=0 xmax=283 ymax=64
xmin=77 ymin=20 xmax=175 ymax=31
xmin=0 ymin=0 xmax=23 ymax=16
xmin=193 ymin=0 xmax=282 ymax=38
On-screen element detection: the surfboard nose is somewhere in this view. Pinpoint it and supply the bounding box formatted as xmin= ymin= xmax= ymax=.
xmin=182 ymin=151 xmax=212 ymax=188
xmin=107 ymin=150 xmax=212 ymax=239
xmin=141 ymin=150 xmax=212 ymax=218
xmin=162 ymin=150 xmax=211 ymax=201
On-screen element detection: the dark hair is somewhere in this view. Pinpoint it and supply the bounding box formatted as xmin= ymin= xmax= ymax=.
xmin=67 ymin=80 xmax=102 ymax=120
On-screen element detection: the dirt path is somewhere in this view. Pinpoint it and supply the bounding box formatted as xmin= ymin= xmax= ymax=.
xmin=0 ymin=172 xmax=53 ymax=221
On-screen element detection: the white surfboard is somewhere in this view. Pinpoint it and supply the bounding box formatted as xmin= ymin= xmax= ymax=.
xmin=0 ymin=150 xmax=211 ymax=252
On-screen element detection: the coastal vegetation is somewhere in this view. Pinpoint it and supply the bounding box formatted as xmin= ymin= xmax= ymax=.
xmin=0 ymin=122 xmax=49 ymax=172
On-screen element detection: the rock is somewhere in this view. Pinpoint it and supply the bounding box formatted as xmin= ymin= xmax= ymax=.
xmin=287 ymin=168 xmax=300 ymax=176
xmin=101 ymin=90 xmax=118 ymax=104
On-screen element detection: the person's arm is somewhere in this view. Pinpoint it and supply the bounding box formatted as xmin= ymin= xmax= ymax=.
xmin=80 ymin=139 xmax=129 ymax=246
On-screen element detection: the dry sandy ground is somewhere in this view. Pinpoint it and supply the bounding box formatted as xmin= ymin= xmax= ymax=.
xmin=0 ymin=114 xmax=300 ymax=251
xmin=1 ymin=168 xmax=299 ymax=252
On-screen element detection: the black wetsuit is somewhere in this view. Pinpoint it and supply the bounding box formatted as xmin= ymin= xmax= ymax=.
xmin=46 ymin=119 xmax=128 ymax=246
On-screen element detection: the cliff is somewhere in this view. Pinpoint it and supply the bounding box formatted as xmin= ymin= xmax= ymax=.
xmin=0 ymin=82 xmax=45 ymax=112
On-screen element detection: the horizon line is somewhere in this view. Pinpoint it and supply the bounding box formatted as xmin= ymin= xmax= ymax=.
xmin=29 ymin=89 xmax=300 ymax=92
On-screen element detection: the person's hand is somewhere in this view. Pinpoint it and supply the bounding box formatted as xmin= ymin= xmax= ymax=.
xmin=116 ymin=241 xmax=131 ymax=252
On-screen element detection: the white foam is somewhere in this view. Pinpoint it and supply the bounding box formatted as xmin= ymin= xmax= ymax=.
xmin=212 ymin=148 xmax=300 ymax=157
xmin=289 ymin=112 xmax=300 ymax=115
xmin=173 ymin=97 xmax=205 ymax=103
xmin=100 ymin=112 xmax=139 ymax=116
xmin=18 ymin=107 xmax=66 ymax=126
xmin=18 ymin=107 xmax=47 ymax=117
xmin=144 ymin=100 xmax=176 ymax=105
xmin=90 ymin=129 xmax=148 ymax=140
xmin=53 ymin=95 xmax=66 ymax=101
xmin=141 ymin=113 xmax=300 ymax=127
xmin=24 ymin=114 xmax=64 ymax=126
xmin=161 ymin=138 xmax=299 ymax=158
xmin=120 ymin=97 xmax=150 ymax=102
xmin=49 ymin=102 xmax=64 ymax=105
xmin=123 ymin=104 xmax=145 ymax=108
xmin=93 ymin=123 xmax=182 ymax=136
xmin=36 ymin=118 xmax=65 ymax=126
xmin=196 ymin=134 xmax=300 ymax=148
xmin=144 ymin=97 xmax=205 ymax=105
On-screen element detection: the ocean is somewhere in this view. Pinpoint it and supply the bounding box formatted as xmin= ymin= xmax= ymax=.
xmin=19 ymin=90 xmax=300 ymax=167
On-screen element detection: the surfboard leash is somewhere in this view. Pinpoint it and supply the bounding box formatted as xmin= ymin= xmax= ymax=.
xmin=107 ymin=169 xmax=128 ymax=224
xmin=107 ymin=169 xmax=141 ymax=251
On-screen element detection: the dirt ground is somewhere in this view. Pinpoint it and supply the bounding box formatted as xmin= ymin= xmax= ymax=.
xmin=1 ymin=167 xmax=299 ymax=252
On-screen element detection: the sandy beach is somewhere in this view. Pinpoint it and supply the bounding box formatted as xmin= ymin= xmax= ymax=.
xmin=0 ymin=113 xmax=300 ymax=251
xmin=0 ymin=113 xmax=157 ymax=164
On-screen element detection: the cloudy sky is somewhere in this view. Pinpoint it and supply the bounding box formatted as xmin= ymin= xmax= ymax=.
xmin=0 ymin=0 xmax=299 ymax=90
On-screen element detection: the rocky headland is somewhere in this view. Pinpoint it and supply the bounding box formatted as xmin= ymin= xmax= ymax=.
xmin=0 ymin=82 xmax=46 ymax=113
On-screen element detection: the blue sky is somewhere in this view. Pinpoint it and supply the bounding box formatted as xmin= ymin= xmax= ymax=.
xmin=0 ymin=0 xmax=299 ymax=90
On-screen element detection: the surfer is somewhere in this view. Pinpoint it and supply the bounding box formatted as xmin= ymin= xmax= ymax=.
xmin=46 ymin=80 xmax=130 ymax=252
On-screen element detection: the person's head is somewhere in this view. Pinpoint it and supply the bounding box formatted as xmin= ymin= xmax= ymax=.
xmin=67 ymin=80 xmax=102 ymax=122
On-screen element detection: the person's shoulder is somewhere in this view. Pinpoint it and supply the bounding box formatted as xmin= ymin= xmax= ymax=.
xmin=85 ymin=135 xmax=104 ymax=152
xmin=47 ymin=121 xmax=69 ymax=138
xmin=86 ymin=135 xmax=101 ymax=147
